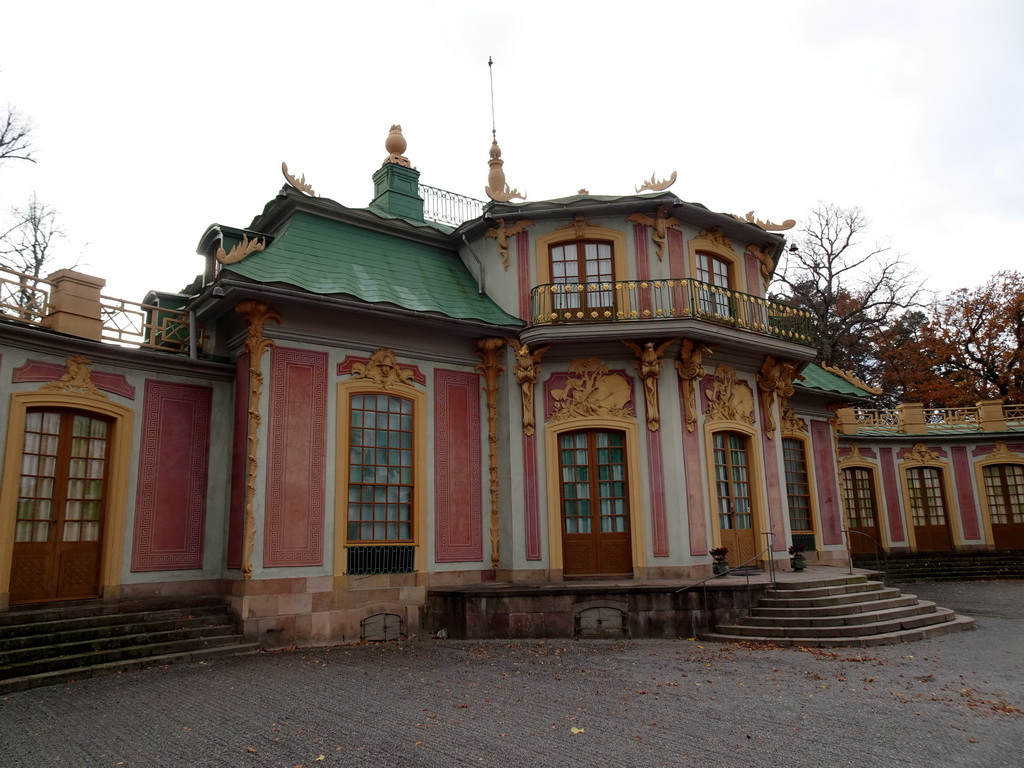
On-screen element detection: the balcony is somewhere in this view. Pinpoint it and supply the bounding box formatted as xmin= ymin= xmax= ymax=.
xmin=529 ymin=279 xmax=814 ymax=344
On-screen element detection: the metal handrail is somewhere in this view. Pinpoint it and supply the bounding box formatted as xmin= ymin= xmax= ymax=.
xmin=676 ymin=532 xmax=778 ymax=633
xmin=842 ymin=528 xmax=888 ymax=585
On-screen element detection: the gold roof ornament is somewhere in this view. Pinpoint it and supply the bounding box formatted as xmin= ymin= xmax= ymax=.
xmin=820 ymin=363 xmax=884 ymax=395
xmin=485 ymin=132 xmax=525 ymax=202
xmin=384 ymin=124 xmax=413 ymax=168
xmin=635 ymin=171 xmax=677 ymax=194
xmin=281 ymin=162 xmax=317 ymax=196
xmin=729 ymin=211 xmax=796 ymax=231
xmin=216 ymin=233 xmax=266 ymax=265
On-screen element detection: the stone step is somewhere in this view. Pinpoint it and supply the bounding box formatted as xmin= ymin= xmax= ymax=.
xmin=762 ymin=581 xmax=884 ymax=600
xmin=743 ymin=601 xmax=939 ymax=628
xmin=770 ymin=574 xmax=869 ymax=591
xmin=0 ymin=605 xmax=232 ymax=642
xmin=758 ymin=587 xmax=904 ymax=610
xmin=0 ymin=595 xmax=227 ymax=629
xmin=752 ymin=594 xmax=919 ymax=618
xmin=0 ymin=623 xmax=239 ymax=668
xmin=698 ymin=615 xmax=975 ymax=648
xmin=0 ymin=613 xmax=234 ymax=653
xmin=715 ymin=607 xmax=955 ymax=639
xmin=0 ymin=633 xmax=251 ymax=680
xmin=0 ymin=642 xmax=260 ymax=696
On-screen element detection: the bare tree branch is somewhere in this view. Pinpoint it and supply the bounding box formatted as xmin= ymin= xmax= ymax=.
xmin=0 ymin=104 xmax=35 ymax=165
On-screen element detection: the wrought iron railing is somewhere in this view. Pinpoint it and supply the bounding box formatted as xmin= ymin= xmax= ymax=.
xmin=529 ymin=278 xmax=815 ymax=343
xmin=346 ymin=544 xmax=416 ymax=575
xmin=419 ymin=184 xmax=485 ymax=227
xmin=99 ymin=295 xmax=193 ymax=354
xmin=0 ymin=267 xmax=51 ymax=325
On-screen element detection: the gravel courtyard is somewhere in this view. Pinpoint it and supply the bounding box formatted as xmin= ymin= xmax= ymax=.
xmin=1 ymin=580 xmax=1021 ymax=768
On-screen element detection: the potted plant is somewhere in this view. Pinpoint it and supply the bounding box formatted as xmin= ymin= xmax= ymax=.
xmin=710 ymin=546 xmax=730 ymax=576
xmin=789 ymin=543 xmax=807 ymax=572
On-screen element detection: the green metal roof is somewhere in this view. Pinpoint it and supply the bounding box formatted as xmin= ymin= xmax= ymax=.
xmin=225 ymin=211 xmax=521 ymax=327
xmin=798 ymin=363 xmax=876 ymax=398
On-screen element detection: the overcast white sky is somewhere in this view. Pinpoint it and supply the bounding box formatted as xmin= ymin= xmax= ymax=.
xmin=1 ymin=1 xmax=1021 ymax=302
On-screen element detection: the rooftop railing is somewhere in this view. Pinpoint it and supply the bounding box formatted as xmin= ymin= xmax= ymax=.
xmin=839 ymin=402 xmax=1022 ymax=435
xmin=529 ymin=278 xmax=815 ymax=344
xmin=0 ymin=266 xmax=195 ymax=355
xmin=419 ymin=184 xmax=485 ymax=227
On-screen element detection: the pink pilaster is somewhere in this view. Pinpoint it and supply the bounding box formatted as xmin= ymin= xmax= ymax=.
xmin=434 ymin=369 xmax=483 ymax=562
xmin=811 ymin=421 xmax=842 ymax=546
xmin=951 ymin=445 xmax=981 ymax=540
xmin=878 ymin=447 xmax=906 ymax=543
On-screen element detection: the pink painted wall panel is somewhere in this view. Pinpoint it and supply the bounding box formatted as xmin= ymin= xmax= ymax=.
xmin=878 ymin=447 xmax=906 ymax=543
xmin=951 ymin=445 xmax=981 ymax=540
xmin=13 ymin=359 xmax=136 ymax=399
xmin=760 ymin=428 xmax=787 ymax=552
xmin=743 ymin=252 xmax=761 ymax=297
xmin=263 ymin=348 xmax=327 ymax=567
xmin=227 ymin=353 xmax=249 ymax=570
xmin=523 ymin=434 xmax=541 ymax=560
xmin=810 ymin=420 xmax=842 ymax=546
xmin=517 ymin=230 xmax=531 ymax=321
xmin=679 ymin=379 xmax=708 ymax=556
xmin=434 ymin=369 xmax=483 ymax=562
xmin=668 ymin=229 xmax=686 ymax=277
xmin=632 ymin=224 xmax=655 ymax=319
xmin=646 ymin=429 xmax=669 ymax=557
xmin=131 ymin=381 xmax=211 ymax=571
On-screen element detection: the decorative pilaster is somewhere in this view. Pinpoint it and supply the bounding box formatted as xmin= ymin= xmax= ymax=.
xmin=623 ymin=339 xmax=676 ymax=431
xmin=509 ymin=340 xmax=549 ymax=435
xmin=475 ymin=338 xmax=505 ymax=569
xmin=236 ymin=300 xmax=281 ymax=580
xmin=675 ymin=339 xmax=714 ymax=432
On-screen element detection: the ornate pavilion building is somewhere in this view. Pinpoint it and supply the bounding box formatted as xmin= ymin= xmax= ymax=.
xmin=0 ymin=126 xmax=1018 ymax=646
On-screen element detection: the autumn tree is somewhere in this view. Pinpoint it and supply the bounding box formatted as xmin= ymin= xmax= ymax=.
xmin=773 ymin=203 xmax=923 ymax=385
xmin=882 ymin=271 xmax=1024 ymax=405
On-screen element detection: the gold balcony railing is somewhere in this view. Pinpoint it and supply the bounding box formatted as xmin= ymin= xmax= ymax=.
xmin=840 ymin=402 xmax=1023 ymax=435
xmin=529 ymin=278 xmax=814 ymax=344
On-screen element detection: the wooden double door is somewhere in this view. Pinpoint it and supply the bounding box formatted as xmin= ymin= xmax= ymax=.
xmin=558 ymin=429 xmax=633 ymax=577
xmin=907 ymin=466 xmax=953 ymax=552
xmin=9 ymin=409 xmax=111 ymax=604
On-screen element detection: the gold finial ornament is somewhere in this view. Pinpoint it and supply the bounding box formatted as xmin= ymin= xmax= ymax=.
xmin=729 ymin=211 xmax=797 ymax=232
xmin=485 ymin=135 xmax=526 ymax=202
xmin=635 ymin=171 xmax=678 ymax=194
xmin=281 ymin=161 xmax=317 ymax=196
xmin=384 ymin=124 xmax=412 ymax=167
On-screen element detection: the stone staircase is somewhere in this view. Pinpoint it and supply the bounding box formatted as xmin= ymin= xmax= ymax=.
xmin=699 ymin=573 xmax=974 ymax=648
xmin=0 ymin=596 xmax=259 ymax=695
xmin=852 ymin=550 xmax=1024 ymax=582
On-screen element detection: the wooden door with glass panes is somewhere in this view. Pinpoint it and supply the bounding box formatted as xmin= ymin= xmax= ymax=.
xmin=841 ymin=467 xmax=882 ymax=553
xmin=983 ymin=464 xmax=1024 ymax=550
xmin=10 ymin=409 xmax=111 ymax=604
xmin=713 ymin=432 xmax=757 ymax=564
xmin=906 ymin=466 xmax=953 ymax=552
xmin=558 ymin=429 xmax=632 ymax=576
